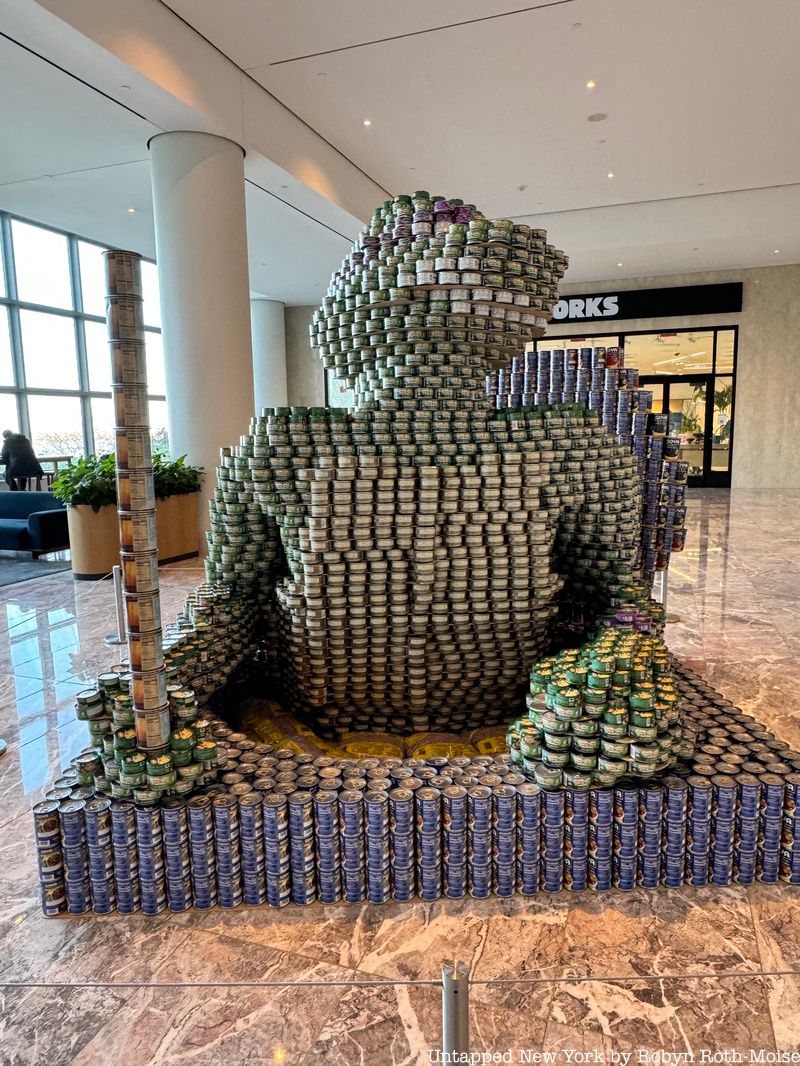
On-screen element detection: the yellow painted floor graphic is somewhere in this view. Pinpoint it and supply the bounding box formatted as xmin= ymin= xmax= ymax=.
xmin=234 ymin=697 xmax=508 ymax=760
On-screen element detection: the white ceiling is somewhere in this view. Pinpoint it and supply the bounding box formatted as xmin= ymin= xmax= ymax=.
xmin=0 ymin=30 xmax=350 ymax=303
xmin=1 ymin=0 xmax=799 ymax=295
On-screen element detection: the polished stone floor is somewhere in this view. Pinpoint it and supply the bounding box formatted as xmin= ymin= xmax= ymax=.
xmin=1 ymin=490 xmax=799 ymax=1064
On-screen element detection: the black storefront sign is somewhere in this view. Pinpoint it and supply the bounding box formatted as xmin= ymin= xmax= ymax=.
xmin=551 ymin=282 xmax=743 ymax=324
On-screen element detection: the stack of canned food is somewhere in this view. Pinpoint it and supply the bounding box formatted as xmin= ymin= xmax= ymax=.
xmin=204 ymin=399 xmax=653 ymax=737
xmin=309 ymin=194 xmax=568 ymax=410
xmin=33 ymin=660 xmax=800 ymax=915
xmin=507 ymin=626 xmax=686 ymax=790
xmin=103 ymin=249 xmax=170 ymax=754
xmin=487 ymin=346 xmax=688 ymax=584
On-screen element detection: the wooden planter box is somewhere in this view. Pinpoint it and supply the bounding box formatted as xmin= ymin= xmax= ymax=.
xmin=68 ymin=493 xmax=200 ymax=580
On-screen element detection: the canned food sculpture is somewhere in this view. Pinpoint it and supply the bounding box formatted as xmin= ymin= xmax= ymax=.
xmin=507 ymin=626 xmax=688 ymax=790
xmin=205 ymin=193 xmax=656 ymax=738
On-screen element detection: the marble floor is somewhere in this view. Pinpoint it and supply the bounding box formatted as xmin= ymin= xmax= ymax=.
xmin=1 ymin=490 xmax=799 ymax=1064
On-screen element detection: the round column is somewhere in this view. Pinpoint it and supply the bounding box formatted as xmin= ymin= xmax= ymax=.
xmin=149 ymin=132 xmax=254 ymax=538
xmin=251 ymin=298 xmax=288 ymax=411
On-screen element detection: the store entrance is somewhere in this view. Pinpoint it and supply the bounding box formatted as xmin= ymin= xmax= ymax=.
xmin=641 ymin=375 xmax=733 ymax=487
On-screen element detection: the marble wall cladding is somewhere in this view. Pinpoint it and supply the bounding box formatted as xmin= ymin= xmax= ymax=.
xmin=284 ymin=304 xmax=325 ymax=409
xmin=2 ymin=493 xmax=800 ymax=1063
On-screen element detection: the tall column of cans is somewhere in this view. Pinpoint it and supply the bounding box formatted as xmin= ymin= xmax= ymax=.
xmin=262 ymin=793 xmax=291 ymax=907
xmin=541 ymin=789 xmax=564 ymax=893
xmin=564 ymin=788 xmax=588 ymax=891
xmin=315 ymin=791 xmax=343 ymax=903
xmin=187 ymin=794 xmax=217 ymax=909
xmin=516 ymin=783 xmax=540 ymax=895
xmin=365 ymin=790 xmax=390 ymax=904
xmin=782 ymin=775 xmax=800 ymax=885
xmin=661 ymin=776 xmax=688 ymax=888
xmin=239 ymin=792 xmax=267 ymax=905
xmin=288 ymin=791 xmax=316 ymax=904
xmin=162 ymin=798 xmax=192 ymax=911
xmin=759 ymin=774 xmax=784 ymax=884
xmin=135 ymin=805 xmax=166 ymax=914
xmin=415 ymin=786 xmax=442 ymax=901
xmin=613 ymin=784 xmax=638 ymax=890
xmin=59 ymin=801 xmax=90 ymax=914
xmin=111 ymin=801 xmax=140 ymax=913
xmin=734 ymin=773 xmax=760 ymax=885
xmin=85 ymin=797 xmax=115 ymax=913
xmin=103 ymin=250 xmax=168 ymax=752
xmin=389 ymin=786 xmax=414 ymax=902
xmin=710 ymin=775 xmax=736 ymax=886
xmin=637 ymin=783 xmax=663 ymax=888
xmin=339 ymin=790 xmax=366 ymax=905
xmin=468 ymin=785 xmax=493 ymax=897
xmin=589 ymin=787 xmax=613 ymax=891
xmin=443 ymin=785 xmax=468 ymax=899
xmin=212 ymin=793 xmax=243 ymax=907
xmin=493 ymin=785 xmax=517 ymax=896
xmin=686 ymin=776 xmax=711 ymax=887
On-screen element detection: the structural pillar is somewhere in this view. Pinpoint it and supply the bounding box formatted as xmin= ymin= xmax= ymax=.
xmin=251 ymin=298 xmax=288 ymax=410
xmin=149 ymin=131 xmax=254 ymax=540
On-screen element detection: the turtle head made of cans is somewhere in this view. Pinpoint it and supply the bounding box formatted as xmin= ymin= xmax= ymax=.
xmin=309 ymin=194 xmax=569 ymax=410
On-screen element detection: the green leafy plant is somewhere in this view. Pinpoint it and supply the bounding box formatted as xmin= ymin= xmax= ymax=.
xmin=52 ymin=452 xmax=201 ymax=512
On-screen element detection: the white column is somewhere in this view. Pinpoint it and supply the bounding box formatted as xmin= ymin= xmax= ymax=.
xmin=149 ymin=131 xmax=254 ymax=541
xmin=251 ymin=298 xmax=288 ymax=410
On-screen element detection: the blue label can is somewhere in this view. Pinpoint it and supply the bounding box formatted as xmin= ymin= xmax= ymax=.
xmin=468 ymin=786 xmax=493 ymax=832
xmin=442 ymin=785 xmax=468 ymax=832
xmin=444 ymin=828 xmax=467 ymax=866
xmin=612 ymin=853 xmax=637 ymax=890
xmin=543 ymin=858 xmax=563 ymax=893
xmin=365 ymin=790 xmax=389 ymax=836
xmin=367 ymin=867 xmax=391 ymax=905
xmin=760 ymin=817 xmax=782 ymax=852
xmin=734 ymin=851 xmax=757 ymax=885
xmin=688 ymin=776 xmax=712 ymax=821
xmin=662 ymin=777 xmax=688 ymax=822
xmin=366 ymin=832 xmax=390 ymax=870
xmin=517 ymin=860 xmax=540 ymax=896
xmin=566 ymin=788 xmax=590 ymax=826
xmin=589 ymin=823 xmax=613 ymax=857
xmin=688 ymin=817 xmax=711 ymax=852
xmin=493 ymin=830 xmax=516 ymax=865
xmin=417 ymin=863 xmax=441 ymax=901
xmin=614 ymin=823 xmax=637 ymax=859
xmin=712 ymin=775 xmax=738 ymax=820
xmin=468 ymin=861 xmax=491 ymax=898
xmin=661 ymin=852 xmax=685 ymax=887
xmin=415 ymin=787 xmax=442 ymax=836
xmin=760 ymin=774 xmax=785 ymax=819
xmin=637 ymin=853 xmax=660 ymax=888
xmin=390 ymin=863 xmax=414 ymax=902
xmin=614 ymin=784 xmax=639 ymax=825
xmin=492 ymin=785 xmax=517 ymax=833
xmin=469 ymin=830 xmax=491 ymax=867
xmin=564 ymin=854 xmax=587 ymax=892
xmin=516 ymin=783 xmax=541 ymax=828
xmin=445 ymin=862 xmax=467 ymax=899
xmin=493 ymin=860 xmax=516 ymax=897
xmin=517 ymin=826 xmax=540 ymax=863
xmin=736 ymin=773 xmax=762 ymax=820
xmin=389 ymin=788 xmax=414 ymax=836
xmin=637 ymin=820 xmax=661 ymax=856
xmin=639 ymin=783 xmax=664 ymax=823
xmin=590 ymin=788 xmax=613 ymax=825
xmin=317 ymin=867 xmax=342 ymax=904
xmin=543 ymin=790 xmax=566 ymax=826
xmin=315 ymin=833 xmax=341 ymax=870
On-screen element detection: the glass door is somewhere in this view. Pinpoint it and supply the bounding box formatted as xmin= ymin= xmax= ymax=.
xmin=641 ymin=375 xmax=731 ymax=487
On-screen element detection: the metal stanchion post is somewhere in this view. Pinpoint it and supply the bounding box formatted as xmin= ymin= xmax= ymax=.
xmin=442 ymin=961 xmax=470 ymax=1057
xmin=104 ymin=565 xmax=127 ymax=645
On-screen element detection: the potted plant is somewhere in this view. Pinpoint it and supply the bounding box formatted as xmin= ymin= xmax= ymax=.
xmin=53 ymin=453 xmax=203 ymax=579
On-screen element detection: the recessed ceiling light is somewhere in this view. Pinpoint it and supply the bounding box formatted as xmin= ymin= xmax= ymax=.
xmin=572 ymin=22 xmax=583 ymax=29
xmin=607 ymin=172 xmax=615 ymax=179
xmin=586 ymin=80 xmax=597 ymax=89
xmin=362 ymin=119 xmax=372 ymax=126
xmin=617 ymin=262 xmax=623 ymax=267
xmin=127 ymin=207 xmax=136 ymax=213
xmin=588 ymin=113 xmax=607 ymax=122
xmin=774 ymin=248 xmax=780 ymax=253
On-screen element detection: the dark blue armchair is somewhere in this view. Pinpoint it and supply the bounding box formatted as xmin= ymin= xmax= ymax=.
xmin=0 ymin=492 xmax=69 ymax=557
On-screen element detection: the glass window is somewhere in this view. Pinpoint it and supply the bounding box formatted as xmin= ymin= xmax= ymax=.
xmin=90 ymin=397 xmax=115 ymax=455
xmin=145 ymin=331 xmax=166 ymax=395
xmin=624 ymin=331 xmax=714 ymax=375
xmin=715 ymin=330 xmax=735 ymax=373
xmin=78 ymin=241 xmax=108 ymax=317
xmin=149 ymin=399 xmax=169 ymax=453
xmin=27 ymin=394 xmax=85 ymax=459
xmin=711 ymin=376 xmax=734 ymax=472
xmin=0 ymin=307 xmax=15 ymax=385
xmin=19 ymin=310 xmax=79 ymax=390
xmin=141 ymin=260 xmax=161 ymax=328
xmin=0 ymin=391 xmax=20 ymax=434
xmin=11 ymin=220 xmax=73 ymax=309
xmin=84 ymin=319 xmax=112 ymax=392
